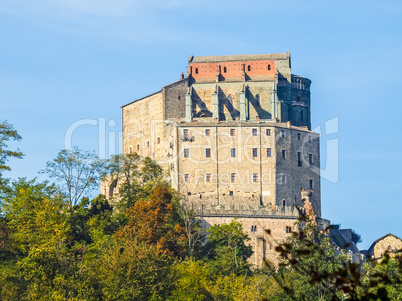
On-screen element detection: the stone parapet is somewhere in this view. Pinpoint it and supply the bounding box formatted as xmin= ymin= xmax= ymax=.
xmin=196 ymin=204 xmax=300 ymax=219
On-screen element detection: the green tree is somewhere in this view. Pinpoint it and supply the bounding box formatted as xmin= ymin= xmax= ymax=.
xmin=203 ymin=220 xmax=253 ymax=276
xmin=41 ymin=147 xmax=106 ymax=206
xmin=107 ymin=153 xmax=165 ymax=211
xmin=0 ymin=120 xmax=23 ymax=178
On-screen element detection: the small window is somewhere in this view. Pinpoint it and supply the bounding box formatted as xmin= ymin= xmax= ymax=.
xmin=266 ymin=229 xmax=271 ymax=235
xmin=223 ymin=66 xmax=227 ymax=73
xmin=297 ymin=133 xmax=301 ymax=141
xmin=388 ymin=245 xmax=392 ymax=251
xmin=195 ymin=68 xmax=198 ymax=74
xmin=230 ymin=129 xmax=235 ymax=136
xmin=267 ymin=148 xmax=271 ymax=157
xmin=206 ymin=173 xmax=211 ymax=182
xmin=256 ymin=94 xmax=260 ymax=105
xmin=205 ymin=129 xmax=210 ymax=136
xmin=281 ymin=130 xmax=285 ymax=138
xmin=297 ymin=152 xmax=302 ymax=166
xmin=231 ymin=173 xmax=236 ymax=183
xmin=184 ymin=149 xmax=189 ymax=158
xmin=252 ymin=173 xmax=259 ymax=183
xmin=184 ymin=174 xmax=189 ymax=182
xmin=253 ymin=148 xmax=258 ymax=157
xmin=282 ymin=200 xmax=286 ymax=207
xmin=157 ymin=137 xmax=160 ymax=144
xmin=280 ymin=174 xmax=286 ymax=184
xmin=309 ymin=179 xmax=313 ymax=189
xmin=137 ymin=144 xmax=140 ymax=151
xmin=268 ymin=64 xmax=271 ymax=71
xmin=297 ymin=96 xmax=301 ymax=102
xmin=206 ymin=148 xmax=211 ymax=158
xmin=183 ymin=129 xmax=189 ymax=139
xmin=229 ymin=191 xmax=233 ymax=196
xmin=282 ymin=149 xmax=286 ymax=159
xmin=266 ymin=129 xmax=271 ymax=136
xmin=309 ymin=154 xmax=313 ymax=164
xmin=286 ymin=226 xmax=292 ymax=233
xmin=248 ymin=65 xmax=251 ymax=71
xmin=252 ymin=128 xmax=257 ymax=136
xmin=231 ymin=148 xmax=236 ymax=158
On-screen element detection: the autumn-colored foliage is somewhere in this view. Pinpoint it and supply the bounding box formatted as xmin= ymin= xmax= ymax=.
xmin=118 ymin=184 xmax=187 ymax=258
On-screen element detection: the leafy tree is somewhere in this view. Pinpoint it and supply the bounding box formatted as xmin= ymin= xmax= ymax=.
xmin=106 ymin=153 xmax=164 ymax=211
xmin=41 ymin=147 xmax=106 ymax=206
xmin=98 ymin=238 xmax=173 ymax=300
xmin=0 ymin=120 xmax=23 ymax=178
xmin=1 ymin=178 xmax=73 ymax=299
xmin=203 ymin=220 xmax=253 ymax=276
xmin=118 ymin=184 xmax=187 ymax=258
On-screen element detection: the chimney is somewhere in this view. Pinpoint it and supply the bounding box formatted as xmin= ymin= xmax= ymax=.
xmin=180 ymin=72 xmax=184 ymax=79
xmin=256 ymin=116 xmax=260 ymax=123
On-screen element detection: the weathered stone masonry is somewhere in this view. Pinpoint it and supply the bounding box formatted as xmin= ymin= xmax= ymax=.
xmin=103 ymin=52 xmax=322 ymax=265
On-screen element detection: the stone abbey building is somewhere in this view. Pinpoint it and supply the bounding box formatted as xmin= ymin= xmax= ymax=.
xmin=102 ymin=52 xmax=324 ymax=265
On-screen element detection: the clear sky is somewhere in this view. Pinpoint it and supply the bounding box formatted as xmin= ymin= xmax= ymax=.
xmin=1 ymin=0 xmax=401 ymax=250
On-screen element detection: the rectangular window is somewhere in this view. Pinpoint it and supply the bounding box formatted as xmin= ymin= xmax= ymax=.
xmin=282 ymin=200 xmax=286 ymax=207
xmin=157 ymin=137 xmax=160 ymax=144
xmin=266 ymin=129 xmax=271 ymax=136
xmin=297 ymin=133 xmax=301 ymax=141
xmin=183 ymin=129 xmax=189 ymax=139
xmin=267 ymin=148 xmax=271 ymax=157
xmin=282 ymin=149 xmax=286 ymax=159
xmin=137 ymin=144 xmax=140 ymax=151
xmin=252 ymin=173 xmax=259 ymax=183
xmin=252 ymin=128 xmax=257 ymax=136
xmin=206 ymin=173 xmax=211 ymax=182
xmin=184 ymin=174 xmax=189 ymax=183
xmin=206 ymin=148 xmax=211 ymax=158
xmin=230 ymin=129 xmax=235 ymax=136
xmin=231 ymin=148 xmax=236 ymax=158
xmin=297 ymin=152 xmax=302 ymax=166
xmin=309 ymin=154 xmax=313 ymax=164
xmin=184 ymin=148 xmax=189 ymax=158
xmin=280 ymin=174 xmax=286 ymax=184
xmin=253 ymin=148 xmax=258 ymax=157
xmin=229 ymin=191 xmax=234 ymax=196
xmin=231 ymin=173 xmax=236 ymax=183
xmin=281 ymin=130 xmax=285 ymax=138
xmin=205 ymin=129 xmax=211 ymax=136
xmin=309 ymin=179 xmax=313 ymax=189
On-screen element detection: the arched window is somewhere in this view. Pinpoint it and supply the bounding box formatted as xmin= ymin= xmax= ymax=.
xmin=223 ymin=66 xmax=227 ymax=73
xmin=388 ymin=245 xmax=392 ymax=250
xmin=195 ymin=68 xmax=198 ymax=74
xmin=109 ymin=179 xmax=118 ymax=197
xmin=282 ymin=200 xmax=286 ymax=207
xmin=268 ymin=64 xmax=271 ymax=70
xmin=247 ymin=65 xmax=251 ymax=71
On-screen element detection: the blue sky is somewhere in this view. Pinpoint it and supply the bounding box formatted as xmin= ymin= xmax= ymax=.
xmin=1 ymin=0 xmax=401 ymax=249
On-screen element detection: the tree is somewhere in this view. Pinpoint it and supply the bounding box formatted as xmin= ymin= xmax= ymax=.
xmin=107 ymin=153 xmax=164 ymax=211
xmin=118 ymin=184 xmax=187 ymax=258
xmin=0 ymin=120 xmax=23 ymax=178
xmin=176 ymin=197 xmax=206 ymax=260
xmin=41 ymin=147 xmax=106 ymax=206
xmin=203 ymin=220 xmax=253 ymax=276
